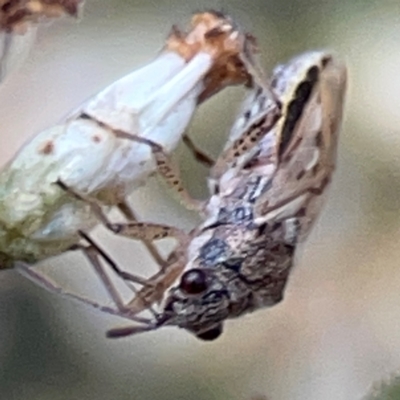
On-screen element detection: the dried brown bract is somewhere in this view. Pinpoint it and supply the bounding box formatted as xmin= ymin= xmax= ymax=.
xmin=0 ymin=0 xmax=82 ymax=33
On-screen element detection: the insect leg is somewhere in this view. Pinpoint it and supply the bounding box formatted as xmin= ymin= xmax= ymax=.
xmin=116 ymin=200 xmax=167 ymax=269
xmin=71 ymin=237 xmax=160 ymax=319
xmin=213 ymin=106 xmax=280 ymax=173
xmin=57 ymin=178 xmax=187 ymax=256
xmin=56 ymin=179 xmax=185 ymax=271
xmin=56 ymin=180 xmax=189 ymax=313
xmin=15 ymin=262 xmax=152 ymax=325
xmin=103 ymin=220 xmax=187 ymax=245
xmin=182 ymin=134 xmax=214 ymax=167
xmin=78 ymin=232 xmax=185 ymax=316
xmin=114 ymin=130 xmax=204 ymax=211
xmin=17 ymin=261 xmax=158 ymax=337
xmin=83 ymin=218 xmax=188 ymax=301
xmin=76 ymin=241 xmax=140 ymax=311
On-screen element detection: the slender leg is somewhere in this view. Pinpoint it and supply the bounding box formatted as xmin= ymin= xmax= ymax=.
xmin=106 ymin=221 xmax=186 ymax=243
xmin=17 ymin=261 xmax=159 ymax=338
xmin=78 ymin=232 xmax=185 ymax=316
xmin=56 ymin=180 xmax=188 ymax=245
xmin=76 ymin=232 xmax=155 ymax=287
xmin=55 ymin=180 xmax=190 ymax=316
xmin=56 ymin=180 xmax=169 ymax=270
xmin=116 ymin=200 xmax=167 ymax=269
xmin=14 ymin=262 xmax=151 ymax=325
xmin=212 ymin=103 xmax=280 ymax=174
xmin=77 ymin=243 xmax=133 ymax=312
xmin=182 ymin=134 xmax=214 ymax=167
xmin=57 ymin=179 xmax=189 ymax=308
xmin=114 ymin=130 xmax=203 ymax=211
xmin=125 ymin=257 xmax=184 ymax=315
xmin=55 ymin=179 xmax=111 ymax=228
xmin=71 ymin=237 xmax=161 ymax=318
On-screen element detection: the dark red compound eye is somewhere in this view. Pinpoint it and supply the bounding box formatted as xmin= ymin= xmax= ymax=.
xmin=179 ymin=269 xmax=208 ymax=295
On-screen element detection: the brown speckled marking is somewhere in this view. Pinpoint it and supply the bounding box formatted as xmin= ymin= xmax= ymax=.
xmin=39 ymin=140 xmax=54 ymax=155
xmin=91 ymin=135 xmax=102 ymax=143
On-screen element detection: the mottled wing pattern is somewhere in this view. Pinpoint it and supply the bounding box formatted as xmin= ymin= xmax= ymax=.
xmin=255 ymin=53 xmax=347 ymax=243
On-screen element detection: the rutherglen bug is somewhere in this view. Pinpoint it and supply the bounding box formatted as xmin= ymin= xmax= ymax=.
xmin=22 ymin=50 xmax=346 ymax=340
xmin=1 ymin=11 xmax=262 ymax=273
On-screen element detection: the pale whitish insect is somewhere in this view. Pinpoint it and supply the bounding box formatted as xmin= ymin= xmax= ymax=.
xmin=0 ymin=11 xmax=260 ymax=270
xmin=0 ymin=0 xmax=83 ymax=82
xmin=22 ymin=49 xmax=346 ymax=340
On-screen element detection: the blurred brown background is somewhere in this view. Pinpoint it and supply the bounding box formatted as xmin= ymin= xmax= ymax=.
xmin=1 ymin=1 xmax=400 ymax=399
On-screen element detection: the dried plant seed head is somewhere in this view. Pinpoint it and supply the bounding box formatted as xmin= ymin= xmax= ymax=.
xmin=0 ymin=0 xmax=84 ymax=82
xmin=0 ymin=11 xmax=261 ymax=274
xmin=0 ymin=0 xmax=83 ymax=33
xmin=166 ymin=10 xmax=259 ymax=103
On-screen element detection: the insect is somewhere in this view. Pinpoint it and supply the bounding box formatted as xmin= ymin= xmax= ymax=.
xmin=0 ymin=11 xmax=260 ymax=270
xmin=0 ymin=0 xmax=83 ymax=82
xmin=22 ymin=49 xmax=346 ymax=340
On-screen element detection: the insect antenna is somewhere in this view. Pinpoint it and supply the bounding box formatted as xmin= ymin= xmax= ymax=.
xmin=106 ymin=323 xmax=159 ymax=339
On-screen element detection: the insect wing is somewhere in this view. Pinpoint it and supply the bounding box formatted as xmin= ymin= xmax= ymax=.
xmin=255 ymin=52 xmax=347 ymax=242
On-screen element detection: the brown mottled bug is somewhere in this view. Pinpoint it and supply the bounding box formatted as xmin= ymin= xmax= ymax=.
xmin=20 ymin=50 xmax=346 ymax=341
